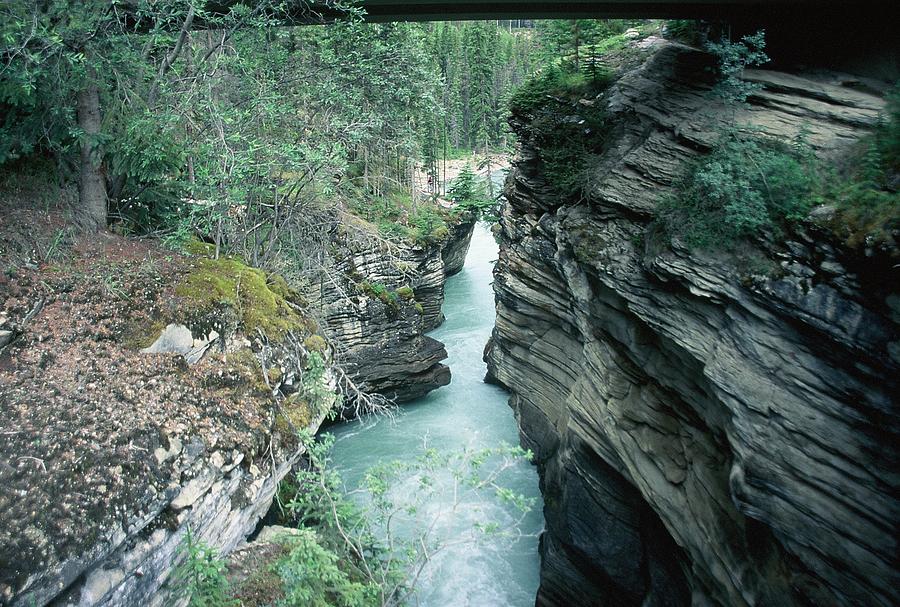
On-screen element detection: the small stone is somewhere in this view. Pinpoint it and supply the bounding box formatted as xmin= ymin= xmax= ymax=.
xmin=808 ymin=204 xmax=836 ymax=222
xmin=819 ymin=260 xmax=845 ymax=276
xmin=0 ymin=330 xmax=12 ymax=349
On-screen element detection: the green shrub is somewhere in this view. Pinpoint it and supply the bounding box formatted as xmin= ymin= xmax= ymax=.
xmin=705 ymin=30 xmax=770 ymax=106
xmin=529 ymin=101 xmax=610 ymax=201
xmin=172 ymin=530 xmax=238 ymax=607
xmin=659 ymin=133 xmax=816 ymax=247
xmin=277 ymin=529 xmax=376 ymax=607
xmin=509 ymin=64 xmax=612 ymax=116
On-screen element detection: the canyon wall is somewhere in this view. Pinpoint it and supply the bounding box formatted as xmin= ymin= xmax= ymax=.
xmin=318 ymin=216 xmax=475 ymax=403
xmin=486 ymin=42 xmax=898 ymax=607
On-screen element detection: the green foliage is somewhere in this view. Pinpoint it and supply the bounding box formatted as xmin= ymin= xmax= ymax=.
xmin=533 ymin=19 xmax=631 ymax=70
xmin=524 ymin=87 xmax=611 ymax=201
xmin=447 ymin=164 xmax=496 ymax=219
xmin=509 ymin=64 xmax=611 ymax=115
xmin=659 ymin=132 xmax=816 ymax=247
xmin=173 ymin=530 xmax=238 ymax=607
xmin=816 ymin=88 xmax=900 ymax=249
xmin=347 ymin=188 xmax=452 ymax=245
xmin=705 ymin=30 xmax=770 ymax=105
xmin=276 ymin=432 xmax=535 ymax=606
xmin=277 ymin=528 xmax=377 ymax=607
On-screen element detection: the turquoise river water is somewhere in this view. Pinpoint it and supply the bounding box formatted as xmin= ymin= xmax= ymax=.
xmin=327 ymin=222 xmax=544 ymax=606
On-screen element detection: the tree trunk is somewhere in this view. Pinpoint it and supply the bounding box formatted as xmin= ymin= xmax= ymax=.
xmin=76 ymin=80 xmax=107 ymax=232
xmin=573 ymin=20 xmax=580 ymax=72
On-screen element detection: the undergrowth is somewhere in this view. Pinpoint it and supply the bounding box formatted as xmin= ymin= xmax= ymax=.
xmin=658 ymin=131 xmax=817 ymax=247
xmin=344 ymin=187 xmax=451 ymax=246
xmin=510 ymin=66 xmax=614 ymax=202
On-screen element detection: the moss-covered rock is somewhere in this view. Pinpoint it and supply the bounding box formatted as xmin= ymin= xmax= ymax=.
xmin=275 ymin=394 xmax=313 ymax=435
xmin=303 ymin=334 xmax=328 ymax=354
xmin=175 ymin=257 xmax=307 ymax=339
xmin=395 ymin=286 xmax=415 ymax=300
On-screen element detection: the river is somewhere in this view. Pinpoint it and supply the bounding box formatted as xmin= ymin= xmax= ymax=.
xmin=327 ymin=222 xmax=544 ymax=606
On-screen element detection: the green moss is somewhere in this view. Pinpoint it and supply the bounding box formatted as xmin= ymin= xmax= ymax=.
xmin=183 ymin=239 xmax=217 ymax=257
xmin=395 ymin=286 xmax=414 ymax=300
xmin=175 ymin=257 xmax=306 ymax=339
xmin=413 ymin=302 xmax=424 ymax=314
xmin=121 ymin=318 xmax=166 ymax=350
xmin=276 ymin=394 xmax=312 ymax=434
xmin=266 ymin=274 xmax=309 ymax=308
xmin=303 ymin=334 xmax=328 ymax=354
xmin=357 ymin=280 xmax=401 ymax=309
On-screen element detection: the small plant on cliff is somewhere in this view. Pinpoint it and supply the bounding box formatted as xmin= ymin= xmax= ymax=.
xmin=172 ymin=529 xmax=238 ymax=607
xmin=705 ymin=30 xmax=769 ymax=106
xmin=659 ymin=132 xmax=816 ymax=247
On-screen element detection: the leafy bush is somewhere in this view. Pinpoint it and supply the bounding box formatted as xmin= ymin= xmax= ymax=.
xmin=705 ymin=30 xmax=770 ymax=106
xmin=659 ymin=133 xmax=816 ymax=247
xmin=277 ymin=529 xmax=377 ymax=607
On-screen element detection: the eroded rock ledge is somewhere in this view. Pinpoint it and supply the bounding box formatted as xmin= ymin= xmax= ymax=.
xmin=318 ymin=216 xmax=475 ymax=403
xmin=486 ymin=43 xmax=898 ymax=607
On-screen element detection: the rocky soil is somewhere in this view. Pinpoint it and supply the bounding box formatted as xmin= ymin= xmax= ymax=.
xmin=486 ymin=42 xmax=898 ymax=607
xmin=0 ymin=227 xmax=331 ymax=606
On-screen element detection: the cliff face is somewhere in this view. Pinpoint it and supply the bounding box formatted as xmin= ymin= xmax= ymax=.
xmin=486 ymin=43 xmax=898 ymax=607
xmin=318 ymin=216 xmax=474 ymax=403
xmin=0 ymin=239 xmax=337 ymax=606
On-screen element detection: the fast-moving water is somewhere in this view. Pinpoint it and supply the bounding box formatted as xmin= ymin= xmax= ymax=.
xmin=327 ymin=222 xmax=544 ymax=607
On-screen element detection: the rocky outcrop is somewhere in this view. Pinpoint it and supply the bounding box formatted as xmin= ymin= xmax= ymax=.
xmin=442 ymin=216 xmax=476 ymax=277
xmin=0 ymin=241 xmax=335 ymax=606
xmin=486 ymin=43 xmax=898 ymax=607
xmin=317 ymin=216 xmax=475 ymax=403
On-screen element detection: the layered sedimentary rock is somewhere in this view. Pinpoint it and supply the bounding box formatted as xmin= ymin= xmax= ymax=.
xmin=486 ymin=42 xmax=898 ymax=607
xmin=318 ymin=216 xmax=474 ymax=402
xmin=442 ymin=217 xmax=476 ymax=277
xmin=0 ymin=242 xmax=334 ymax=606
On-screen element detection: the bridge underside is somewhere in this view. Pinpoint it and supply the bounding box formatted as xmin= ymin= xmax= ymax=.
xmin=353 ymin=1 xmax=886 ymax=21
